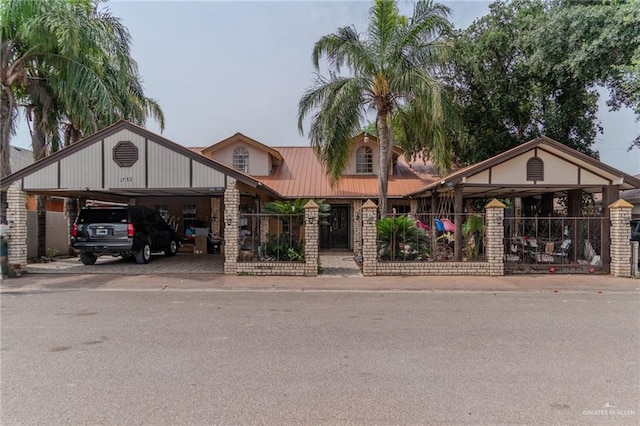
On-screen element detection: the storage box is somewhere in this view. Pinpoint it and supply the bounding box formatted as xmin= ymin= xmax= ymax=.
xmin=194 ymin=236 xmax=207 ymax=254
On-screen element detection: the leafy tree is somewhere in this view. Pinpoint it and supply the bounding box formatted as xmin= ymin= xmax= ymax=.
xmin=298 ymin=0 xmax=457 ymax=217
xmin=446 ymin=0 xmax=640 ymax=164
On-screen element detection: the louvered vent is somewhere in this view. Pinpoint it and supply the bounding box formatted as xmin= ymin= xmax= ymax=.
xmin=113 ymin=141 xmax=138 ymax=167
xmin=526 ymin=157 xmax=544 ymax=181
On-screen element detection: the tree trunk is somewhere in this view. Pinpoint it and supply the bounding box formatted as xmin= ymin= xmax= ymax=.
xmin=376 ymin=112 xmax=390 ymax=218
xmin=1 ymin=88 xmax=12 ymax=179
xmin=32 ymin=109 xmax=48 ymax=258
xmin=64 ymin=127 xmax=82 ymax=256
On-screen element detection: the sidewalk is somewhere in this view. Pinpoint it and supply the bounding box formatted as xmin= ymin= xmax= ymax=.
xmin=2 ymin=270 xmax=638 ymax=293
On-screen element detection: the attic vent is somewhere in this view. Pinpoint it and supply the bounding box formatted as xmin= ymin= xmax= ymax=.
xmin=113 ymin=141 xmax=138 ymax=167
xmin=526 ymin=157 xmax=544 ymax=181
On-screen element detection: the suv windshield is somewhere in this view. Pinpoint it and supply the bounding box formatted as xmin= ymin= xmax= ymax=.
xmin=78 ymin=209 xmax=128 ymax=223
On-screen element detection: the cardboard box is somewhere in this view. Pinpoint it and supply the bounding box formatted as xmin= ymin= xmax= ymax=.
xmin=194 ymin=236 xmax=207 ymax=254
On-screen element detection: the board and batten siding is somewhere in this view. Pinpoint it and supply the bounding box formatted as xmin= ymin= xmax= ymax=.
xmin=103 ymin=129 xmax=146 ymax=189
xmin=59 ymin=142 xmax=102 ymax=190
xmin=23 ymin=162 xmax=58 ymax=189
xmin=147 ymin=142 xmax=190 ymax=188
xmin=192 ymin=161 xmax=226 ymax=188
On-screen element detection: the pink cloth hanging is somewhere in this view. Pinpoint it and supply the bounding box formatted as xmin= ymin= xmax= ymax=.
xmin=440 ymin=217 xmax=455 ymax=233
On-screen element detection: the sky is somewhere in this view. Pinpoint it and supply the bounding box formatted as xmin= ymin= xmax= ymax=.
xmin=12 ymin=0 xmax=640 ymax=175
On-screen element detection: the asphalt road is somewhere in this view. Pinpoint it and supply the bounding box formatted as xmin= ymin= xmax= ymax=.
xmin=1 ymin=288 xmax=638 ymax=425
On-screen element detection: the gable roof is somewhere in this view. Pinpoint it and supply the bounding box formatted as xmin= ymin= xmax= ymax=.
xmin=258 ymin=147 xmax=437 ymax=199
xmin=408 ymin=136 xmax=640 ymax=198
xmin=1 ymin=120 xmax=280 ymax=198
xmin=201 ymin=132 xmax=283 ymax=163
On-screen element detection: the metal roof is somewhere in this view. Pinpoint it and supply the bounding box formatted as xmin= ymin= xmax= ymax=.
xmin=258 ymin=147 xmax=438 ymax=199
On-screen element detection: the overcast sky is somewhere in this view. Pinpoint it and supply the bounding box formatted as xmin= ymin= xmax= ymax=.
xmin=12 ymin=0 xmax=640 ymax=174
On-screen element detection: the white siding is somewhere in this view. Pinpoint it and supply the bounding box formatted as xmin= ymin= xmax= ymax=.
xmin=103 ymin=129 xmax=146 ymax=189
xmin=192 ymin=161 xmax=226 ymax=188
xmin=23 ymin=163 xmax=58 ymax=189
xmin=490 ymin=152 xmax=531 ymax=184
xmin=60 ymin=142 xmax=102 ymax=190
xmin=147 ymin=141 xmax=190 ymax=188
xmin=581 ymin=169 xmax=609 ymax=186
xmin=537 ymin=150 xmax=579 ymax=183
xmin=466 ymin=169 xmax=490 ymax=184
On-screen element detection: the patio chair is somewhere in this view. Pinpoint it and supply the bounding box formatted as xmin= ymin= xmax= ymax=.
xmin=553 ymin=239 xmax=572 ymax=263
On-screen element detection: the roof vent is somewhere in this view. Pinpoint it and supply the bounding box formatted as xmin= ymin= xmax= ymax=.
xmin=113 ymin=141 xmax=138 ymax=168
xmin=526 ymin=157 xmax=544 ymax=181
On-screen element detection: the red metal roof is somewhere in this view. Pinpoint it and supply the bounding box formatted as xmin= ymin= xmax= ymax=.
xmin=258 ymin=147 xmax=438 ymax=199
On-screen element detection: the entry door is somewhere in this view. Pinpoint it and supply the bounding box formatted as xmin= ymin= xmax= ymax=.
xmin=320 ymin=205 xmax=350 ymax=249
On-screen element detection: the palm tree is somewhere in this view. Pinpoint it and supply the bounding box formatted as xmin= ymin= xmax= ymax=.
xmin=298 ymin=0 xmax=457 ymax=217
xmin=1 ymin=0 xmax=165 ymax=255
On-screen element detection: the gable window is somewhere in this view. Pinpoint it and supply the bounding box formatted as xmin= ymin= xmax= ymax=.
xmin=233 ymin=146 xmax=249 ymax=173
xmin=356 ymin=146 xmax=373 ymax=174
xmin=526 ymin=157 xmax=544 ymax=181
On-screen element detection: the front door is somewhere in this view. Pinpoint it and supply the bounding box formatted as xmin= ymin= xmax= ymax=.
xmin=320 ymin=205 xmax=350 ymax=249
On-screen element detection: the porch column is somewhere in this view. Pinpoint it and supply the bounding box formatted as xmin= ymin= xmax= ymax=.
xmin=408 ymin=199 xmax=418 ymax=219
xmin=223 ymin=179 xmax=239 ymax=275
xmin=303 ymin=200 xmax=319 ymax=277
xmin=7 ymin=182 xmax=28 ymax=274
xmin=361 ymin=200 xmax=378 ymax=276
xmin=352 ymin=200 xmax=363 ymax=252
xmin=568 ymin=189 xmax=582 ymax=264
xmin=485 ymin=199 xmax=506 ymax=276
xmin=609 ymin=199 xmax=632 ymax=277
xmin=210 ymin=198 xmax=221 ymax=236
xmin=540 ymin=192 xmax=554 ymax=216
xmin=454 ymin=186 xmax=463 ymax=261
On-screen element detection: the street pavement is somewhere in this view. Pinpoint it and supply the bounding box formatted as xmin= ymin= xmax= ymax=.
xmin=1 ymin=282 xmax=639 ymax=425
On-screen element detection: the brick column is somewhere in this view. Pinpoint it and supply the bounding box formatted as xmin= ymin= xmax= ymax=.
xmin=223 ymin=179 xmax=239 ymax=275
xmin=352 ymin=200 xmax=363 ymax=252
xmin=361 ymin=199 xmax=378 ymax=276
xmin=210 ymin=197 xmax=221 ymax=236
xmin=304 ymin=200 xmax=319 ymax=276
xmin=7 ymin=182 xmax=28 ymax=273
xmin=485 ymin=199 xmax=505 ymax=276
xmin=609 ymin=199 xmax=632 ymax=277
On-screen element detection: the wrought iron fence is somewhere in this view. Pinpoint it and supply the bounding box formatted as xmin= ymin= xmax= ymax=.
xmin=503 ymin=215 xmax=603 ymax=273
xmin=238 ymin=213 xmax=305 ymax=262
xmin=377 ymin=213 xmax=486 ymax=262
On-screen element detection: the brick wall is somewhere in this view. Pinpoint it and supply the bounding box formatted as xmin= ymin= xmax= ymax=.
xmin=226 ymin=200 xmax=319 ymax=276
xmin=211 ymin=197 xmax=221 ymax=236
xmin=352 ymin=200 xmax=363 ymax=252
xmin=609 ymin=200 xmax=632 ymax=277
xmin=223 ymin=179 xmax=239 ymax=274
xmin=7 ymin=182 xmax=28 ymax=271
xmin=361 ymin=198 xmax=505 ymax=277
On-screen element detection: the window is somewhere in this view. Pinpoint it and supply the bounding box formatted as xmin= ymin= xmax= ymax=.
xmin=356 ymin=146 xmax=373 ymax=174
xmin=526 ymin=157 xmax=544 ymax=181
xmin=233 ymin=146 xmax=249 ymax=173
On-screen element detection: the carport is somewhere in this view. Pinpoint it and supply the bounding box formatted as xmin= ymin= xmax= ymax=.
xmin=0 ymin=120 xmax=280 ymax=274
xmin=408 ymin=136 xmax=640 ymax=274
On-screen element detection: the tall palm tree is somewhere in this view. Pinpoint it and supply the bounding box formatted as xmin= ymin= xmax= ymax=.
xmin=298 ymin=0 xmax=456 ymax=217
xmin=1 ymin=0 xmax=164 ymax=255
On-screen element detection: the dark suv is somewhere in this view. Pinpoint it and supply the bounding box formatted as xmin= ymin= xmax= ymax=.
xmin=71 ymin=206 xmax=180 ymax=265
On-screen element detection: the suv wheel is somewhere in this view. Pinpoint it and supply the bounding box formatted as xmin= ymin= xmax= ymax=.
xmin=165 ymin=239 xmax=178 ymax=257
xmin=80 ymin=252 xmax=97 ymax=265
xmin=135 ymin=242 xmax=151 ymax=264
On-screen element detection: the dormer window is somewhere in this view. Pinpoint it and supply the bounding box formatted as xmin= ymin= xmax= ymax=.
xmin=233 ymin=146 xmax=249 ymax=173
xmin=356 ymin=146 xmax=373 ymax=174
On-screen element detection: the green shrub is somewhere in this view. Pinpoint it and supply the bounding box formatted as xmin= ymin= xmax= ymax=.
xmin=377 ymin=216 xmax=429 ymax=261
